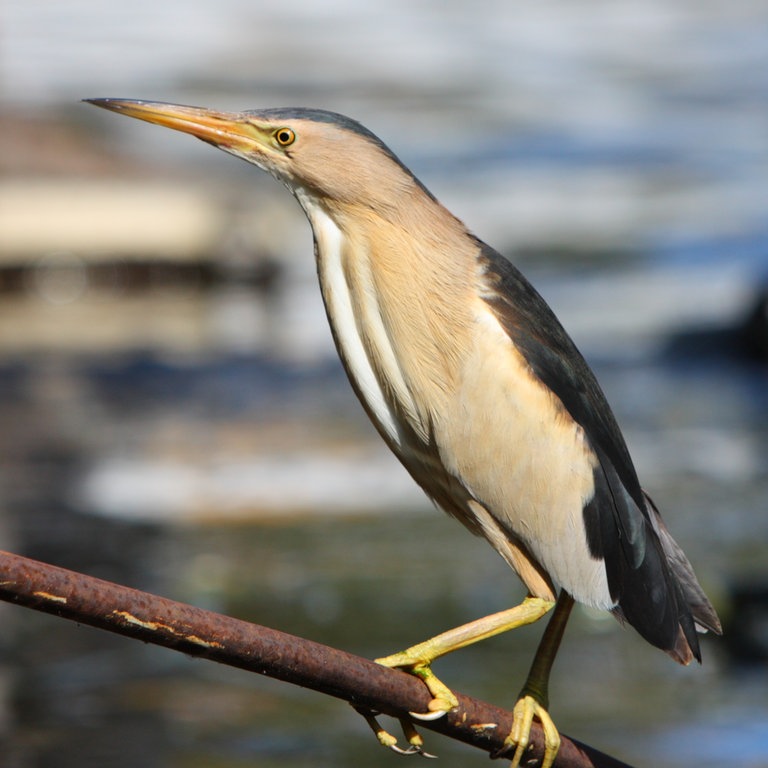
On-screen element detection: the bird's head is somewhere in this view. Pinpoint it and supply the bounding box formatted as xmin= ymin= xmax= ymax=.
xmin=85 ymin=99 xmax=430 ymax=215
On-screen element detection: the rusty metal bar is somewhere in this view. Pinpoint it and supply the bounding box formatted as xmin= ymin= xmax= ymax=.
xmin=0 ymin=550 xmax=631 ymax=768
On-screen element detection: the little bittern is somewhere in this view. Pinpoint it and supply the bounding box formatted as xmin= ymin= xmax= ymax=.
xmin=87 ymin=98 xmax=721 ymax=767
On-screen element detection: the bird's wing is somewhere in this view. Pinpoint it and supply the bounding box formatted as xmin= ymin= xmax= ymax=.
xmin=477 ymin=242 xmax=704 ymax=661
xmin=476 ymin=241 xmax=644 ymax=512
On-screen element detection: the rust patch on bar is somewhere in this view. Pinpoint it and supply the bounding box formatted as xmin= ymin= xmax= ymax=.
xmin=111 ymin=610 xmax=225 ymax=649
xmin=33 ymin=591 xmax=67 ymax=603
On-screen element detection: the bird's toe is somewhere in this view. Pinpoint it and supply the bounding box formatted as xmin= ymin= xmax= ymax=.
xmin=376 ymin=653 xmax=460 ymax=718
xmin=500 ymin=695 xmax=560 ymax=768
xmin=355 ymin=707 xmax=438 ymax=758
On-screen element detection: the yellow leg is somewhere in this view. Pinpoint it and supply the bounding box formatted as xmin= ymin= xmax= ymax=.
xmin=364 ymin=596 xmax=554 ymax=756
xmin=503 ymin=591 xmax=574 ymax=768
xmin=376 ymin=596 xmax=554 ymax=714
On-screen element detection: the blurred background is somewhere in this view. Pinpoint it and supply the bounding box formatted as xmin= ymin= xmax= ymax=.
xmin=1 ymin=2 xmax=767 ymax=766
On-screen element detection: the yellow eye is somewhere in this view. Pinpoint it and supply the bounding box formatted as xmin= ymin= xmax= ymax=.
xmin=274 ymin=127 xmax=296 ymax=147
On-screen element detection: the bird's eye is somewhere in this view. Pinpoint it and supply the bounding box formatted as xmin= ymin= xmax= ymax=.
xmin=274 ymin=127 xmax=296 ymax=147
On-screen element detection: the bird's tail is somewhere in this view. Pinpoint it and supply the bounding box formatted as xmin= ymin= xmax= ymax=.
xmin=644 ymin=492 xmax=722 ymax=664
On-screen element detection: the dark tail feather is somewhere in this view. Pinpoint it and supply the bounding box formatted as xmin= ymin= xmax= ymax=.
xmin=644 ymin=492 xmax=722 ymax=664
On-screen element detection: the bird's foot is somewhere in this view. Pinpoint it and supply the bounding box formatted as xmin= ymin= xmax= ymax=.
xmin=366 ymin=599 xmax=556 ymax=759
xmin=375 ymin=652 xmax=460 ymax=717
xmin=496 ymin=694 xmax=560 ymax=768
xmin=354 ymin=707 xmax=437 ymax=758
xmin=357 ymin=652 xmax=458 ymax=759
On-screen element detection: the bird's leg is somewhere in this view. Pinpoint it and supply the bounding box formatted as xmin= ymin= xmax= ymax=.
xmin=362 ymin=597 xmax=554 ymax=755
xmin=501 ymin=591 xmax=574 ymax=768
xmin=363 ymin=596 xmax=554 ymax=755
xmin=377 ymin=596 xmax=554 ymax=713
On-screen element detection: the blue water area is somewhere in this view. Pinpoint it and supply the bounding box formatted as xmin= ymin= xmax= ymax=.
xmin=649 ymin=707 xmax=768 ymax=767
xmin=656 ymin=234 xmax=768 ymax=277
xmin=79 ymin=353 xmax=348 ymax=415
xmin=423 ymin=130 xmax=680 ymax=175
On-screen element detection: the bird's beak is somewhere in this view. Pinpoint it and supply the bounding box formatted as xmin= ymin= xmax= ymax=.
xmin=85 ymin=98 xmax=263 ymax=153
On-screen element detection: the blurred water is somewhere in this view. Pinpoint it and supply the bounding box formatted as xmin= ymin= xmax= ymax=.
xmin=1 ymin=2 xmax=767 ymax=767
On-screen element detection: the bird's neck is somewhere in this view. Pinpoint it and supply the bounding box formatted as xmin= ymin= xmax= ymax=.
xmin=296 ymin=188 xmax=477 ymax=449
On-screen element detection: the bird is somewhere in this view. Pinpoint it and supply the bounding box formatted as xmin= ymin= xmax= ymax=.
xmin=85 ymin=98 xmax=722 ymax=767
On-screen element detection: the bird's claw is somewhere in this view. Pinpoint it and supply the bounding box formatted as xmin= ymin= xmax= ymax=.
xmin=388 ymin=742 xmax=423 ymax=756
xmin=395 ymin=743 xmax=439 ymax=759
xmin=409 ymin=708 xmax=449 ymax=721
xmin=360 ymin=651 xmax=459 ymax=758
xmin=496 ymin=694 xmax=560 ymax=768
xmin=354 ymin=707 xmax=438 ymax=758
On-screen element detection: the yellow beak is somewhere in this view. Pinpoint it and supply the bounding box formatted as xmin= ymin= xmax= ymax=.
xmin=85 ymin=98 xmax=260 ymax=152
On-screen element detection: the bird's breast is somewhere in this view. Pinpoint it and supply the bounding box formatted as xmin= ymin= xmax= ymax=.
xmin=301 ymin=194 xmax=611 ymax=607
xmin=437 ymin=304 xmax=613 ymax=607
xmin=300 ymin=195 xmax=423 ymax=451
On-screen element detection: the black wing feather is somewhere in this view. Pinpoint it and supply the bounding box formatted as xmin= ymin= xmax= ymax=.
xmin=477 ymin=240 xmax=708 ymax=660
